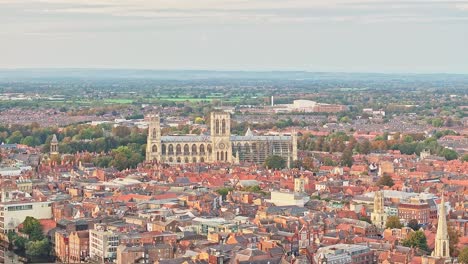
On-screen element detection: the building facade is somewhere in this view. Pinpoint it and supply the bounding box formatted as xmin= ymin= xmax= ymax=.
xmin=371 ymin=191 xmax=387 ymax=229
xmin=89 ymin=227 xmax=120 ymax=262
xmin=0 ymin=200 xmax=52 ymax=233
xmin=398 ymin=199 xmax=431 ymax=224
xmin=146 ymin=112 xmax=297 ymax=166
xmin=116 ymin=243 xmax=173 ymax=264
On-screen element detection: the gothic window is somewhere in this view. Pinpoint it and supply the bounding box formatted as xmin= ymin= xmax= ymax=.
xmin=200 ymin=144 xmax=205 ymax=154
xmin=200 ymin=157 xmax=205 ymax=162
xmin=222 ymin=119 xmax=226 ymax=135
xmin=184 ymin=144 xmax=190 ymax=155
xmin=192 ymin=157 xmax=197 ymax=162
xmin=176 ymin=144 xmax=182 ymax=155
xmin=184 ymin=157 xmax=189 ymax=163
xmin=177 ymin=157 xmax=181 ymax=163
xmin=162 ymin=144 xmax=166 ymax=154
xmin=216 ymin=119 xmax=220 ymax=135
xmin=443 ymin=241 xmax=447 ymax=256
xmin=152 ymin=145 xmax=157 ymax=153
xmin=152 ymin=128 xmax=157 ymax=138
xmin=169 ymin=157 xmax=173 ymax=162
xmin=225 ymin=151 xmax=228 ymax=161
xmin=220 ymin=151 xmax=224 ymax=161
xmin=192 ymin=144 xmax=197 ymax=154
xmin=207 ymin=144 xmax=212 ymax=154
xmin=245 ymin=143 xmax=250 ymax=153
xmin=168 ymin=144 xmax=174 ymax=155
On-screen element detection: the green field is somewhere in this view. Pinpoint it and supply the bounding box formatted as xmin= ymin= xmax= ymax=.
xmin=103 ymin=99 xmax=134 ymax=104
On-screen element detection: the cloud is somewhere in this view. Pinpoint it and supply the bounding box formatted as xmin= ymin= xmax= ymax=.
xmin=456 ymin=3 xmax=468 ymax=10
xmin=2 ymin=0 xmax=468 ymax=27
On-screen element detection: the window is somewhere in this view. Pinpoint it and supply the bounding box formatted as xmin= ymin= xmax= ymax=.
xmin=222 ymin=119 xmax=226 ymax=134
xmin=7 ymin=204 xmax=33 ymax=211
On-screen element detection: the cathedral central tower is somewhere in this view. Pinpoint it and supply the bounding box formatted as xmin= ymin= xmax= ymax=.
xmin=210 ymin=112 xmax=232 ymax=163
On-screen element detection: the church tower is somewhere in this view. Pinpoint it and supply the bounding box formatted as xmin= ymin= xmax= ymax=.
xmin=371 ymin=191 xmax=387 ymax=229
xmin=146 ymin=114 xmax=161 ymax=162
xmin=294 ymin=175 xmax=307 ymax=193
xmin=433 ymin=195 xmax=450 ymax=259
xmin=50 ymin=134 xmax=59 ymax=157
xmin=210 ymin=112 xmax=232 ymax=163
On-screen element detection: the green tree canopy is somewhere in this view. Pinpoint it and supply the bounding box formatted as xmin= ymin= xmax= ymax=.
xmin=402 ymin=230 xmax=429 ymax=252
xmin=265 ymin=155 xmax=286 ymax=170
xmin=386 ymin=216 xmax=403 ymax=229
xmin=25 ymin=238 xmax=50 ymax=256
xmin=462 ymin=154 xmax=468 ymax=162
xmin=216 ymin=187 xmax=233 ymax=198
xmin=109 ymin=146 xmax=144 ymax=170
xmin=377 ymin=174 xmax=394 ymax=187
xmin=441 ymin=148 xmax=459 ymax=161
xmin=459 ymin=247 xmax=468 ymax=264
xmin=22 ymin=216 xmax=44 ymax=241
xmin=340 ymin=148 xmax=353 ymax=167
xmin=449 ymin=226 xmax=460 ymax=256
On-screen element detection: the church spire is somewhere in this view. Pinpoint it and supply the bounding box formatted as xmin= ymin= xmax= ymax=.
xmin=433 ymin=194 xmax=450 ymax=259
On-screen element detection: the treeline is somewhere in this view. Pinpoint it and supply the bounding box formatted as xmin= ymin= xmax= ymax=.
xmin=298 ymin=130 xmax=461 ymax=161
xmin=0 ymin=123 xmax=147 ymax=170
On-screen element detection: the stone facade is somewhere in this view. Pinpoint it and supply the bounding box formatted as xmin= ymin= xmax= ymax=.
xmin=146 ymin=112 xmax=297 ymax=166
xmin=371 ymin=191 xmax=387 ymax=229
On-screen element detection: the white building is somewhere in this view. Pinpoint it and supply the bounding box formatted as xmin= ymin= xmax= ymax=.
xmin=89 ymin=227 xmax=120 ymax=261
xmin=0 ymin=200 xmax=53 ymax=233
xmin=268 ymin=191 xmax=310 ymax=207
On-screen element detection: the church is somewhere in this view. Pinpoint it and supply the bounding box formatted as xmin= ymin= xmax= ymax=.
xmin=145 ymin=111 xmax=297 ymax=166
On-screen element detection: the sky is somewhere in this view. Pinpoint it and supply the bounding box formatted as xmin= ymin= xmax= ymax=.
xmin=1 ymin=0 xmax=468 ymax=73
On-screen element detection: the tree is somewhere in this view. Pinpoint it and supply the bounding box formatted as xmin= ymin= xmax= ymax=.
xmin=448 ymin=225 xmax=460 ymax=256
xmin=25 ymin=238 xmax=50 ymax=256
xmin=323 ymin=157 xmax=336 ymax=166
xmin=265 ymin=155 xmax=286 ymax=170
xmin=386 ymin=216 xmax=403 ymax=229
xmin=340 ymin=148 xmax=353 ymax=167
xmin=359 ymin=216 xmax=372 ymax=224
xmin=407 ymin=219 xmax=419 ymax=231
xmin=360 ymin=140 xmax=371 ymax=154
xmin=8 ymin=231 xmax=27 ymax=251
xmin=194 ymin=117 xmax=205 ymax=124
xmin=216 ymin=187 xmax=233 ymax=198
xmin=459 ymin=247 xmax=468 ymax=264
xmin=402 ymin=230 xmax=429 ymax=252
xmin=22 ymin=216 xmax=43 ymax=240
xmin=441 ymin=148 xmax=458 ymax=161
xmin=21 ymin=136 xmax=40 ymax=146
xmin=377 ymin=174 xmax=394 ymax=187
xmin=14 ymin=236 xmax=28 ymax=251
xmin=431 ymin=118 xmax=443 ymax=127
xmin=109 ymin=146 xmax=144 ymax=170
xmin=112 ymin=126 xmax=131 ymax=138
xmin=302 ymin=156 xmax=315 ymax=170
xmin=462 ymin=154 xmax=468 ymax=162
xmin=7 ymin=131 xmax=23 ymax=144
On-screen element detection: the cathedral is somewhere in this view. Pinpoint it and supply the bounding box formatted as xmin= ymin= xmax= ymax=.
xmin=145 ymin=111 xmax=297 ymax=166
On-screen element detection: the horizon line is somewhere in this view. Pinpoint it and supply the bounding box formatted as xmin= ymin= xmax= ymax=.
xmin=0 ymin=67 xmax=467 ymax=76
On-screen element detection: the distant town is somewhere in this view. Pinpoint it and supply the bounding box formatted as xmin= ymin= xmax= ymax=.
xmin=0 ymin=70 xmax=467 ymax=264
